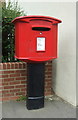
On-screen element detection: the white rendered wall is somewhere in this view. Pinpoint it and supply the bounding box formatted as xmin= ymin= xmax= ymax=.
xmin=17 ymin=2 xmax=76 ymax=106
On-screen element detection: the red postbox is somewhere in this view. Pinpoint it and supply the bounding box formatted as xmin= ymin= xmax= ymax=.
xmin=12 ymin=15 xmax=61 ymax=62
xmin=12 ymin=15 xmax=62 ymax=110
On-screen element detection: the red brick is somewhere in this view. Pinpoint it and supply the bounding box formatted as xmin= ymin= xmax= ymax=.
xmin=15 ymin=63 xmax=19 ymax=69
xmin=0 ymin=74 xmax=8 ymax=78
xmin=0 ymin=84 xmax=2 ymax=87
xmin=45 ymin=78 xmax=52 ymax=81
xmin=9 ymin=71 xmax=15 ymax=73
xmin=0 ymin=94 xmax=2 ymax=97
xmin=47 ymin=89 xmax=52 ymax=92
xmin=2 ymin=97 xmax=10 ymax=101
xmin=9 ymin=81 xmax=20 ymax=85
xmin=47 ymin=75 xmax=52 ymax=78
xmin=10 ymin=63 xmax=15 ymax=69
xmin=10 ymin=89 xmax=20 ymax=93
xmin=20 ymin=73 xmax=26 ymax=76
xmin=45 ymin=92 xmax=52 ymax=96
xmin=15 ymin=77 xmax=26 ymax=80
xmin=0 ymin=91 xmax=2 ymax=93
xmin=21 ymin=81 xmax=26 ymax=84
xmin=47 ymin=68 xmax=52 ymax=71
xmin=3 ymin=71 xmax=10 ymax=74
xmin=14 ymin=70 xmax=26 ymax=74
xmin=0 ymin=98 xmax=2 ymax=101
xmin=7 ymin=63 xmax=11 ymax=69
xmin=14 ymin=70 xmax=21 ymax=74
xmin=0 ymin=71 xmax=2 ymax=74
xmin=46 ymin=64 xmax=51 ymax=67
xmin=2 ymin=90 xmax=10 ymax=94
xmin=0 ymin=82 xmax=2 ymax=86
xmin=45 ymin=71 xmax=52 ymax=74
xmin=21 ymin=88 xmax=26 ymax=91
xmin=15 ymin=85 xmax=26 ymax=88
xmin=16 ymin=92 xmax=25 ymax=96
xmin=20 ymin=70 xmax=26 ymax=73
xmin=0 ymin=63 xmax=3 ymax=70
xmin=46 ymin=85 xmax=52 ymax=88
xmin=10 ymin=74 xmax=20 ymax=77
xmin=2 ymin=82 xmax=8 ymax=85
xmin=2 ymin=93 xmax=14 ymax=97
xmin=2 ymin=96 xmax=19 ymax=101
xmin=0 ymin=80 xmax=2 ymax=84
xmin=22 ymin=62 xmax=26 ymax=68
xmin=3 ymin=63 xmax=7 ymax=69
xmin=19 ymin=63 xmax=23 ymax=69
xmin=47 ymin=81 xmax=52 ymax=84
xmin=4 ymin=86 xmax=14 ymax=89
xmin=3 ymin=78 xmax=14 ymax=82
xmin=9 ymin=96 xmax=19 ymax=100
xmin=0 ymin=86 xmax=3 ymax=89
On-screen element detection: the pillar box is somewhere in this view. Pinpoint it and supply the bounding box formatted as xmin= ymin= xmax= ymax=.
xmin=12 ymin=15 xmax=62 ymax=110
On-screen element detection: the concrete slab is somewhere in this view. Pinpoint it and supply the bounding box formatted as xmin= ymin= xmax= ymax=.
xmin=2 ymin=97 xmax=76 ymax=118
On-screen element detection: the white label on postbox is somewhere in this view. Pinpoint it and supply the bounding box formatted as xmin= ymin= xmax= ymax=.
xmin=37 ymin=37 xmax=45 ymax=51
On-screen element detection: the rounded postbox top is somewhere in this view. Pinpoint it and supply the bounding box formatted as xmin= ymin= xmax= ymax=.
xmin=12 ymin=15 xmax=62 ymax=24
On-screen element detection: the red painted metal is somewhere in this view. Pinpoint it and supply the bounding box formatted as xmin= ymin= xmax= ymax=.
xmin=12 ymin=15 xmax=62 ymax=62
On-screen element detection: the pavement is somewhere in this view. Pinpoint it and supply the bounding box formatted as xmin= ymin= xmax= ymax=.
xmin=2 ymin=96 xmax=76 ymax=118
xmin=0 ymin=102 xmax=2 ymax=119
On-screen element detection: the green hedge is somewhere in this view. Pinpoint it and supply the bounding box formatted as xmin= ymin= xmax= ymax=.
xmin=2 ymin=1 xmax=26 ymax=62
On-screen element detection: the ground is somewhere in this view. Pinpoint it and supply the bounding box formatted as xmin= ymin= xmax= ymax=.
xmin=2 ymin=96 xmax=76 ymax=118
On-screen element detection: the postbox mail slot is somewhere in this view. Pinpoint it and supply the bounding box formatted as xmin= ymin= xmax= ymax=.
xmin=32 ymin=27 xmax=50 ymax=31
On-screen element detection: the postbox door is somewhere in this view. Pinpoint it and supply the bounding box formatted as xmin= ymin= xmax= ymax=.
xmin=26 ymin=24 xmax=58 ymax=61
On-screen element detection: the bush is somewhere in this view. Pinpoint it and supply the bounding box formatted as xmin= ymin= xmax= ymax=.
xmin=2 ymin=0 xmax=26 ymax=62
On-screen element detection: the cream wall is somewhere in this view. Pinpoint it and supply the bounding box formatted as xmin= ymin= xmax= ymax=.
xmin=18 ymin=2 xmax=76 ymax=106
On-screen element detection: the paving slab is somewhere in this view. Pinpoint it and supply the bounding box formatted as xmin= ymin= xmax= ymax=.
xmin=2 ymin=97 xmax=76 ymax=118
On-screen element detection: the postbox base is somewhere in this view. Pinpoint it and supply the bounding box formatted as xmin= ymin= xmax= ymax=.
xmin=26 ymin=63 xmax=45 ymax=110
xmin=26 ymin=97 xmax=44 ymax=110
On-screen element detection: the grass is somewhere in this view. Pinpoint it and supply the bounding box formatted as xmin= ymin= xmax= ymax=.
xmin=16 ymin=95 xmax=27 ymax=101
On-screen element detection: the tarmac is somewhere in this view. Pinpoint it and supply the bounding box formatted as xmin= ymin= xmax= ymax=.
xmin=2 ymin=96 xmax=76 ymax=118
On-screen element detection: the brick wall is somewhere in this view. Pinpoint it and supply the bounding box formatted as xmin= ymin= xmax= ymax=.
xmin=0 ymin=61 xmax=53 ymax=101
